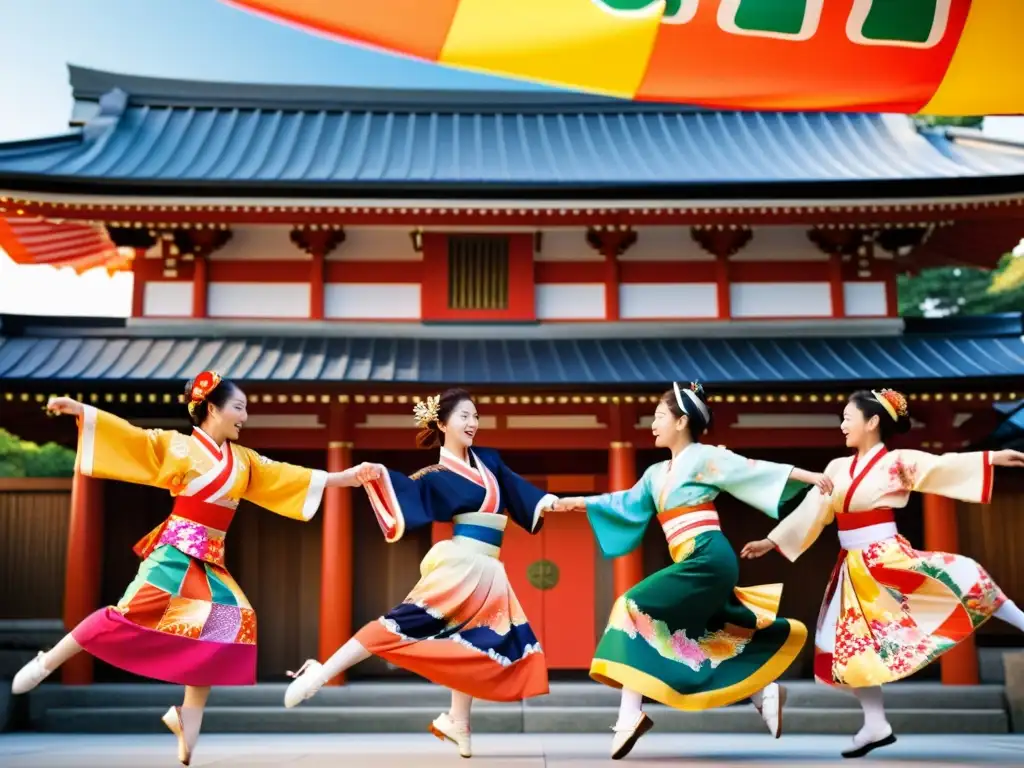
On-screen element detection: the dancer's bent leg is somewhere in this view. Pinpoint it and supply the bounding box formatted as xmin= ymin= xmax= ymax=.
xmin=11 ymin=632 xmax=83 ymax=694
xmin=750 ymin=682 xmax=787 ymax=738
xmin=995 ymin=600 xmax=1024 ymax=632
xmin=611 ymin=687 xmax=652 ymax=760
xmin=284 ymin=637 xmax=371 ymax=708
xmin=162 ymin=685 xmax=210 ymax=766
xmin=431 ymin=690 xmax=474 ymax=757
xmin=842 ymin=686 xmax=896 ymax=759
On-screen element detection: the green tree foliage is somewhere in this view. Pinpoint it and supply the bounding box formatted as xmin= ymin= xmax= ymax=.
xmin=913 ymin=115 xmax=984 ymax=129
xmin=898 ymin=253 xmax=1024 ymax=317
xmin=0 ymin=428 xmax=76 ymax=478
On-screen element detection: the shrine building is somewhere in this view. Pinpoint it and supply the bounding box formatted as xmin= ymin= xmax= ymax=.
xmin=1 ymin=65 xmax=1023 ymax=688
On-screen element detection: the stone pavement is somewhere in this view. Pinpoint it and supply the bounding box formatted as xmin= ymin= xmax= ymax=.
xmin=1 ymin=733 xmax=1022 ymax=767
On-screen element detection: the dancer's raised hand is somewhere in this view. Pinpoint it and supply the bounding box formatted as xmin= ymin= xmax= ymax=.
xmin=46 ymin=396 xmax=84 ymax=417
xmin=353 ymin=462 xmax=383 ymax=484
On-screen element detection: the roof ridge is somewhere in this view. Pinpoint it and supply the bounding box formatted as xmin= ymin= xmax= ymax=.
xmin=65 ymin=64 xmax=709 ymax=114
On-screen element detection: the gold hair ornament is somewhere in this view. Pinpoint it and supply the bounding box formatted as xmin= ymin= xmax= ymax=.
xmin=872 ymin=388 xmax=909 ymax=422
xmin=413 ymin=394 xmax=441 ymax=428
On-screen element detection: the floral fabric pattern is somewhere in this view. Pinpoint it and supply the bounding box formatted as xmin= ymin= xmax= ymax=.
xmin=607 ymin=598 xmax=751 ymax=672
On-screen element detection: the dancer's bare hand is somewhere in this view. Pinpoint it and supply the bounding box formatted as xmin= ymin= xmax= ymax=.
xmin=810 ymin=473 xmax=834 ymax=495
xmin=46 ymin=396 xmax=84 ymax=417
xmin=992 ymin=449 xmax=1024 ymax=468
xmin=353 ymin=462 xmax=383 ymax=485
xmin=740 ymin=539 xmax=775 ymax=559
xmin=553 ymin=497 xmax=586 ymax=513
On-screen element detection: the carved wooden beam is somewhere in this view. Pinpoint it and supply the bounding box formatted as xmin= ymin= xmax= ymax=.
xmin=690 ymin=226 xmax=752 ymax=258
xmin=290 ymin=227 xmax=346 ymax=257
xmin=586 ymin=226 xmax=637 ymax=256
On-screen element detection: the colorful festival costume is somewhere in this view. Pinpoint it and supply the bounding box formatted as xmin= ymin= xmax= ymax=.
xmin=358 ymin=445 xmax=556 ymax=701
xmin=584 ymin=443 xmax=808 ymax=709
xmin=769 ymin=443 xmax=1003 ymax=687
xmin=71 ymin=405 xmax=326 ymax=686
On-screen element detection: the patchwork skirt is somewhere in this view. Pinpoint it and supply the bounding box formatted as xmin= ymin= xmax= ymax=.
xmin=72 ymin=544 xmax=257 ymax=686
xmin=354 ymin=537 xmax=549 ymax=701
xmin=590 ymin=530 xmax=806 ymax=710
xmin=815 ymin=534 xmax=1005 ymax=687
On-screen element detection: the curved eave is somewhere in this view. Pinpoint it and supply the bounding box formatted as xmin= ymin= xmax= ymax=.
xmin=2 ymin=172 xmax=1024 ymax=201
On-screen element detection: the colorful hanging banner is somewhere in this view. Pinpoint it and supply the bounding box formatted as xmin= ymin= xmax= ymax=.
xmin=224 ymin=0 xmax=1024 ymax=115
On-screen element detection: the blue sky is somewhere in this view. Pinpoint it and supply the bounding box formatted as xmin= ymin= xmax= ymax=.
xmin=0 ymin=0 xmax=542 ymax=143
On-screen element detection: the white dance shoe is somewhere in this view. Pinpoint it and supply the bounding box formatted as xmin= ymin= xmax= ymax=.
xmin=430 ymin=712 xmax=472 ymax=758
xmin=284 ymin=659 xmax=326 ymax=708
xmin=161 ymin=706 xmax=192 ymax=766
xmin=842 ymin=723 xmax=897 ymax=759
xmin=754 ymin=682 xmax=788 ymax=738
xmin=611 ymin=711 xmax=653 ymax=760
xmin=11 ymin=652 xmax=53 ymax=695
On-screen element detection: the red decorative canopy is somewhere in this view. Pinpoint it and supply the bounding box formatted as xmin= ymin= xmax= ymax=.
xmin=0 ymin=214 xmax=130 ymax=274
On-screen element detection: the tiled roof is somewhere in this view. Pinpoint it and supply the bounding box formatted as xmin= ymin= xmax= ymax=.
xmin=1 ymin=66 xmax=1022 ymax=197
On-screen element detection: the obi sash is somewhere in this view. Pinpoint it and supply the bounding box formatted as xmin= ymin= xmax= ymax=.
xmin=451 ymin=512 xmax=507 ymax=558
xmin=657 ymin=503 xmax=719 ymax=562
xmin=133 ymin=496 xmax=237 ymax=568
xmin=836 ymin=507 xmax=897 ymax=551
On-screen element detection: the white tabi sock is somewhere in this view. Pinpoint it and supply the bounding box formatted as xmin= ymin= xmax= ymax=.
xmin=180 ymin=706 xmax=204 ymax=753
xmin=319 ymin=638 xmax=371 ymax=683
xmin=995 ymin=600 xmax=1024 ymax=632
xmin=852 ymin=686 xmax=890 ymax=739
xmin=750 ymin=688 xmax=764 ymax=709
xmin=615 ymin=687 xmax=644 ymax=730
xmin=449 ymin=690 xmax=473 ymax=727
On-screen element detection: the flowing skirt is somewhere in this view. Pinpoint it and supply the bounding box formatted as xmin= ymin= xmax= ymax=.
xmin=354 ymin=538 xmax=549 ymax=701
xmin=72 ymin=544 xmax=257 ymax=686
xmin=816 ymin=534 xmax=1005 ymax=687
xmin=590 ymin=530 xmax=806 ymax=710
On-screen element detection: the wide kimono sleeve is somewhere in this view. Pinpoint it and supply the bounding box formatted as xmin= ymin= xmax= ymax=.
xmin=76 ymin=404 xmax=187 ymax=489
xmin=363 ymin=467 xmax=447 ymax=544
xmin=767 ymin=459 xmax=841 ymax=562
xmin=701 ymin=445 xmax=807 ymax=520
xmin=584 ymin=465 xmax=658 ymax=558
xmin=238 ymin=447 xmax=327 ymax=522
xmin=893 ymin=449 xmax=994 ymax=504
xmin=490 ymin=451 xmax=557 ymax=534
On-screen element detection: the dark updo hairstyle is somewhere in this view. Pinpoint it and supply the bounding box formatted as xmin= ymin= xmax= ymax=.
xmin=183 ymin=375 xmax=241 ymax=428
xmin=660 ymin=381 xmax=713 ymax=441
xmin=416 ymin=387 xmax=475 ymax=450
xmin=848 ymin=389 xmax=911 ymax=442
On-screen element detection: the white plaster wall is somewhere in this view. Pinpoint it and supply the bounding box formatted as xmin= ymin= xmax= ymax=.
xmin=619 ymin=283 xmax=718 ymax=319
xmin=730 ymin=282 xmax=832 ymax=317
xmin=324 ymin=283 xmax=422 ymax=319
xmin=621 ymin=227 xmax=712 ymax=261
xmin=210 ymin=226 xmax=309 ymax=261
xmin=207 ymin=283 xmax=311 ymax=318
xmin=333 ymin=227 xmax=423 ymax=261
xmin=843 ymin=281 xmax=888 ymax=317
xmin=143 ymin=282 xmax=192 ymax=317
xmin=535 ymin=284 xmax=605 ymax=319
xmin=535 ymin=229 xmax=601 ymax=262
xmin=731 ymin=226 xmax=827 ymax=261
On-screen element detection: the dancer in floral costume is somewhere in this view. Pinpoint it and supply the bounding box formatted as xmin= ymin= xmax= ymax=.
xmin=558 ymin=382 xmax=829 ymax=760
xmin=742 ymin=388 xmax=1024 ymax=759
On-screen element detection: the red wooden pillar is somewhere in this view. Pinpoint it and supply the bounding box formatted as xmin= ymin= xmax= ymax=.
xmin=191 ymin=254 xmax=208 ymax=319
xmin=319 ymin=404 xmax=353 ymax=684
xmin=62 ymin=471 xmax=104 ymax=685
xmin=609 ymin=441 xmax=643 ymax=597
xmin=691 ymin=227 xmax=752 ymax=320
xmin=923 ymin=493 xmax=979 ymax=685
xmin=586 ymin=227 xmax=636 ymax=321
xmin=827 ymin=252 xmax=846 ymax=318
xmin=310 ymin=249 xmax=326 ymax=320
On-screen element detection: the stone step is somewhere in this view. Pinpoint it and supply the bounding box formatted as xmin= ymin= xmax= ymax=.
xmin=34 ymin=704 xmax=1009 ymax=735
xmin=25 ymin=680 xmax=1008 ymax=713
